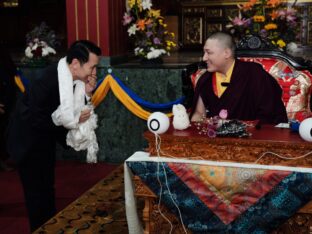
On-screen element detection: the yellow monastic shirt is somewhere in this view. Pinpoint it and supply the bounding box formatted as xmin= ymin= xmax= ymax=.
xmin=215 ymin=61 xmax=235 ymax=97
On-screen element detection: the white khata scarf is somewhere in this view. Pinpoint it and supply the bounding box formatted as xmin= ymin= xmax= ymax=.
xmin=51 ymin=57 xmax=99 ymax=163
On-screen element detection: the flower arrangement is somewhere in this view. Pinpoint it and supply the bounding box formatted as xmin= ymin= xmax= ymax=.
xmin=123 ymin=0 xmax=176 ymax=60
xmin=195 ymin=109 xmax=228 ymax=138
xmin=23 ymin=22 xmax=59 ymax=64
xmin=226 ymin=0 xmax=300 ymax=50
xmin=25 ymin=39 xmax=56 ymax=59
xmin=194 ymin=109 xmax=250 ymax=138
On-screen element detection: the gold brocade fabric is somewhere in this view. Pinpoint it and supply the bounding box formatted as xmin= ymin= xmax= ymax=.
xmin=34 ymin=166 xmax=131 ymax=234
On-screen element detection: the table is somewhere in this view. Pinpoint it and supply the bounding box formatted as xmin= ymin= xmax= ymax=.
xmin=125 ymin=124 xmax=312 ymax=234
xmin=144 ymin=124 xmax=312 ymax=168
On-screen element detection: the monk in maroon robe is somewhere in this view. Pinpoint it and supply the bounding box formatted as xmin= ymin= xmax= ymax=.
xmin=191 ymin=32 xmax=288 ymax=124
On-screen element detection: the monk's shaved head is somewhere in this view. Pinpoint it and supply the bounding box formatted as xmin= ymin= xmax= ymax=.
xmin=207 ymin=32 xmax=235 ymax=58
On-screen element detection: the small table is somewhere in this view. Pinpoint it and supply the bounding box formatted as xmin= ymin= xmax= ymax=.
xmin=126 ymin=124 xmax=312 ymax=234
xmin=145 ymin=124 xmax=312 ymax=167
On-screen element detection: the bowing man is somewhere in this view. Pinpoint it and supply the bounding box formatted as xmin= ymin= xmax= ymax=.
xmin=6 ymin=40 xmax=101 ymax=232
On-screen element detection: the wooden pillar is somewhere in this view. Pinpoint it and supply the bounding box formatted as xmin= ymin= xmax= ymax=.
xmin=66 ymin=0 xmax=127 ymax=64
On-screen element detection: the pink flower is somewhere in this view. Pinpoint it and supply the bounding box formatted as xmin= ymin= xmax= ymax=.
xmin=277 ymin=8 xmax=297 ymax=23
xmin=232 ymin=16 xmax=250 ymax=27
xmin=226 ymin=11 xmax=250 ymax=29
xmin=219 ymin=109 xmax=228 ymax=119
xmin=207 ymin=128 xmax=216 ymax=138
xmin=122 ymin=12 xmax=132 ymax=26
xmin=286 ymin=15 xmax=297 ymax=24
xmin=286 ymin=8 xmax=297 ymax=16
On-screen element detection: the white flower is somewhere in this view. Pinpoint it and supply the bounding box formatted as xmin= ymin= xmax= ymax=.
xmin=32 ymin=43 xmax=38 ymax=50
xmin=286 ymin=42 xmax=298 ymax=54
xmin=146 ymin=48 xmax=166 ymax=59
xmin=25 ymin=39 xmax=56 ymax=58
xmin=25 ymin=46 xmax=33 ymax=58
xmin=134 ymin=47 xmax=144 ymax=55
xmin=127 ymin=24 xmax=138 ymax=36
xmin=134 ymin=47 xmax=140 ymax=55
xmin=141 ymin=0 xmax=152 ymax=10
xmin=42 ymin=45 xmax=56 ymax=57
xmin=40 ymin=41 xmax=47 ymax=47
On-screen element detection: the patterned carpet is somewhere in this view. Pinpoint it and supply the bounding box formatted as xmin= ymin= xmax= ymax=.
xmin=34 ymin=165 xmax=130 ymax=234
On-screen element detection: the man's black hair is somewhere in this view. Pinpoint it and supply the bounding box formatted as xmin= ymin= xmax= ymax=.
xmin=66 ymin=40 xmax=101 ymax=64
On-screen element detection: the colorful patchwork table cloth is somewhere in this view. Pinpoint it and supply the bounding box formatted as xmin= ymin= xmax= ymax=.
xmin=125 ymin=152 xmax=312 ymax=234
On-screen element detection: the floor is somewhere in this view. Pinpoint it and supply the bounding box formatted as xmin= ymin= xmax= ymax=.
xmin=33 ymin=165 xmax=131 ymax=234
xmin=0 ymin=161 xmax=117 ymax=234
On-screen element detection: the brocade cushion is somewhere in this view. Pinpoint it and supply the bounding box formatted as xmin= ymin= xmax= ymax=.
xmin=239 ymin=57 xmax=312 ymax=122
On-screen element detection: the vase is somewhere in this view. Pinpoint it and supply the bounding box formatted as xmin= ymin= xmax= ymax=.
xmin=140 ymin=57 xmax=163 ymax=65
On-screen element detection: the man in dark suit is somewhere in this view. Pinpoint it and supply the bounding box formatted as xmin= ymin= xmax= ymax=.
xmin=6 ymin=40 xmax=101 ymax=232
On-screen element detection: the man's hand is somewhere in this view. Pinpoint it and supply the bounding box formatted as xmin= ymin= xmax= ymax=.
xmin=85 ymin=75 xmax=97 ymax=97
xmin=0 ymin=103 xmax=5 ymax=115
xmin=191 ymin=96 xmax=206 ymax=122
xmin=79 ymin=109 xmax=91 ymax=123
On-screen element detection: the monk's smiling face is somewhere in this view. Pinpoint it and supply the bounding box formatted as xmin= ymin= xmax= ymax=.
xmin=202 ymin=38 xmax=233 ymax=75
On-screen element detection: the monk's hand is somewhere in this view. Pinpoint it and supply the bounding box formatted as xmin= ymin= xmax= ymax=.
xmin=79 ymin=108 xmax=91 ymax=123
xmin=0 ymin=103 xmax=5 ymax=115
xmin=85 ymin=75 xmax=97 ymax=97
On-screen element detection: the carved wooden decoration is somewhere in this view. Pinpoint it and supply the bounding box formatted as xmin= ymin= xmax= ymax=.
xmin=308 ymin=22 xmax=312 ymax=45
xmin=206 ymin=8 xmax=222 ymax=18
xmin=180 ymin=1 xmax=312 ymax=48
xmin=183 ymin=16 xmax=203 ymax=45
xmin=207 ymin=23 xmax=222 ymax=35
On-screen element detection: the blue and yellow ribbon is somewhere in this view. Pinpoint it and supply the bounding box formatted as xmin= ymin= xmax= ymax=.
xmin=14 ymin=72 xmax=184 ymax=120
xmin=14 ymin=70 xmax=29 ymax=93
xmin=92 ymin=74 xmax=174 ymax=120
xmin=111 ymin=74 xmax=184 ymax=110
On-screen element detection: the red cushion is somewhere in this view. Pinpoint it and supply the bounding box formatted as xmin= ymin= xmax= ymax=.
xmin=239 ymin=57 xmax=312 ymax=122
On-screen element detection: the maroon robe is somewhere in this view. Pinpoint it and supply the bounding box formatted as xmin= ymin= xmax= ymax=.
xmin=191 ymin=60 xmax=288 ymax=124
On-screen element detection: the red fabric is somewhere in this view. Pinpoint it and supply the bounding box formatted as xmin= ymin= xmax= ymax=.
xmin=239 ymin=57 xmax=312 ymax=122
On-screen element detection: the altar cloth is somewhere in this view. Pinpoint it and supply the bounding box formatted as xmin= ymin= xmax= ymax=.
xmin=125 ymin=151 xmax=312 ymax=233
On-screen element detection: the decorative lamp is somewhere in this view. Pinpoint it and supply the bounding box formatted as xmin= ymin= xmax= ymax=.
xmin=299 ymin=118 xmax=312 ymax=142
xmin=147 ymin=112 xmax=170 ymax=134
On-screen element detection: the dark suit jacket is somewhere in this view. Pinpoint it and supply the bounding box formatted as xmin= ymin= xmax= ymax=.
xmin=191 ymin=60 xmax=288 ymax=124
xmin=6 ymin=64 xmax=68 ymax=163
xmin=0 ymin=46 xmax=16 ymax=115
